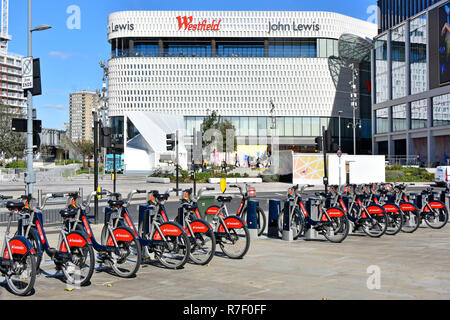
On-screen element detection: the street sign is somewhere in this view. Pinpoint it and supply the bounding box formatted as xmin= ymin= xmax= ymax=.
xmin=220 ymin=178 xmax=227 ymax=194
xmin=22 ymin=57 xmax=33 ymax=90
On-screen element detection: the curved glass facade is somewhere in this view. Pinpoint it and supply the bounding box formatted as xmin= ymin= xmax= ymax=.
xmin=111 ymin=38 xmax=339 ymax=59
xmin=185 ymin=116 xmax=370 ymax=139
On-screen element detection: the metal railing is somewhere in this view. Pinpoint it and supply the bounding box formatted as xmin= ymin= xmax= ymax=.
xmin=0 ymin=187 xmax=149 ymax=226
xmin=386 ymin=156 xmax=420 ymax=166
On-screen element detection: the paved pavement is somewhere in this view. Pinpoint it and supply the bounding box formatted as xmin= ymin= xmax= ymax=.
xmin=0 ymin=180 xmax=448 ymax=300
xmin=0 ymin=217 xmax=449 ymax=300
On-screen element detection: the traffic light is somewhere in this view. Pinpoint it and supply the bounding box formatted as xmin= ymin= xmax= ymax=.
xmin=33 ymin=132 xmax=41 ymax=153
xmin=166 ymin=133 xmax=176 ymax=151
xmin=314 ymin=136 xmax=323 ymax=152
xmin=325 ymin=130 xmax=339 ymax=153
xmin=101 ymin=126 xmax=112 ymax=149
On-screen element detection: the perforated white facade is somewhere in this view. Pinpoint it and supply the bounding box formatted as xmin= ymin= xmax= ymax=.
xmin=107 ymin=11 xmax=377 ymax=120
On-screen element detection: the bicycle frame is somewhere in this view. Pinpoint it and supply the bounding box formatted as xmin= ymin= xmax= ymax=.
xmin=21 ymin=204 xmax=90 ymax=264
xmin=0 ymin=208 xmax=35 ymax=265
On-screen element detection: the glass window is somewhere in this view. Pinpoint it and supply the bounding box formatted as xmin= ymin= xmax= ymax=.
xmin=375 ymin=34 xmax=389 ymax=103
xmin=410 ymin=13 xmax=427 ymax=95
xmin=392 ymin=104 xmax=407 ymax=131
xmin=231 ymin=117 xmax=240 ymax=136
xmin=240 ymin=117 xmax=249 ymax=136
xmin=433 ymin=93 xmax=450 ymax=127
xmin=276 ymin=118 xmax=285 ymax=136
xmin=411 ymin=99 xmax=427 ymax=130
xmin=268 ymin=39 xmax=317 ymax=58
xmin=248 ymin=117 xmax=258 ymax=136
xmin=257 ymin=117 xmax=267 ymax=136
xmin=285 ymin=117 xmax=294 ymax=136
xmin=391 ymin=24 xmax=406 ymax=99
xmin=134 ymin=42 xmax=159 ymax=57
xmin=376 ymin=108 xmax=389 ymax=134
xmin=311 ymin=117 xmax=321 ymax=136
xmin=294 ymin=118 xmax=302 ymax=136
xmin=320 ymin=117 xmax=329 ymax=131
xmin=302 ymin=117 xmax=312 ymax=136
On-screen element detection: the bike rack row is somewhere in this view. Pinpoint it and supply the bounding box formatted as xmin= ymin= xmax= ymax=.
xmin=266 ymin=184 xmax=450 ymax=242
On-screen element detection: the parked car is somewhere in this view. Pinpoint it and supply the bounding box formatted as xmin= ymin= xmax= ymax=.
xmin=435 ymin=166 xmax=450 ymax=187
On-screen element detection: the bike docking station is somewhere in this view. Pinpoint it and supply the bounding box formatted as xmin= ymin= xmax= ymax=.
xmin=268 ymin=199 xmax=281 ymax=238
xmin=247 ymin=199 xmax=259 ymax=240
xmin=304 ymin=198 xmax=320 ymax=240
xmin=282 ymin=200 xmax=293 ymax=241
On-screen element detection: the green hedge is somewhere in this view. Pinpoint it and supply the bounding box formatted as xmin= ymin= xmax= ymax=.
xmin=55 ymin=159 xmax=82 ymax=166
xmin=386 ymin=166 xmax=434 ymax=182
xmin=5 ymin=161 xmax=26 ymax=168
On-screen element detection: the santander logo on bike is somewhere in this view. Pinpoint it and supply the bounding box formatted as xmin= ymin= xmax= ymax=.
xmin=176 ymin=16 xmax=222 ymax=31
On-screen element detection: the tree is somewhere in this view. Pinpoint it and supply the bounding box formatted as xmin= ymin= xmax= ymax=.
xmin=0 ymin=104 xmax=26 ymax=163
xmin=201 ymin=111 xmax=237 ymax=163
xmin=75 ymin=141 xmax=94 ymax=168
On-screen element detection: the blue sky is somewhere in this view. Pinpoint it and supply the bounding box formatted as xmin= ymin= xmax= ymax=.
xmin=8 ymin=0 xmax=376 ymax=130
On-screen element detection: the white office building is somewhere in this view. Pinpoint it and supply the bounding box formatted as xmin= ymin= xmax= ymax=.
xmin=106 ymin=11 xmax=377 ymax=173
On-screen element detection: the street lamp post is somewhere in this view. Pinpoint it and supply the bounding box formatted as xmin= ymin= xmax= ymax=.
xmin=349 ymin=64 xmax=359 ymax=156
xmin=338 ymin=110 xmax=343 ymax=149
xmin=25 ymin=0 xmax=51 ymax=195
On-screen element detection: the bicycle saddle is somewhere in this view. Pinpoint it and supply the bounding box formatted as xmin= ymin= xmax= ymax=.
xmin=6 ymin=201 xmax=25 ymax=211
xmin=182 ymin=203 xmax=196 ymax=211
xmin=217 ymin=196 xmax=233 ymax=203
xmin=315 ymin=192 xmax=332 ymax=198
xmin=59 ymin=207 xmax=78 ymax=218
xmin=108 ymin=199 xmax=125 ymax=207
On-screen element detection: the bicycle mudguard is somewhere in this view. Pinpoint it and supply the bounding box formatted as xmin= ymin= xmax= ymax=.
xmin=185 ymin=219 xmax=211 ymax=236
xmin=423 ymin=201 xmax=446 ymax=212
xmin=382 ymin=203 xmax=401 ymax=214
xmin=59 ymin=231 xmax=91 ymax=252
xmin=3 ymin=236 xmax=35 ymax=259
xmin=205 ymin=205 xmax=221 ymax=216
xmin=153 ymin=222 xmax=184 ymax=240
xmin=363 ymin=204 xmax=385 ymax=217
xmin=399 ymin=202 xmax=419 ymax=212
xmin=218 ymin=216 xmax=245 ymax=232
xmin=106 ymin=227 xmax=136 ymax=246
xmin=321 ymin=207 xmax=345 ymax=221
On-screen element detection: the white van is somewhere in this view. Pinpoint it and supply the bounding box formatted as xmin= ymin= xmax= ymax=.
xmin=435 ymin=166 xmax=450 ymax=186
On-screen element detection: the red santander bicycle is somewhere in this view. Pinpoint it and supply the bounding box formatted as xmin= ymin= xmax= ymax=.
xmin=206 ymin=184 xmax=266 ymax=236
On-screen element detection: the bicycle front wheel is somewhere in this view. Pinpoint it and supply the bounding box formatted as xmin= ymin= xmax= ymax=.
xmin=155 ymin=232 xmax=190 ymax=269
xmin=385 ymin=212 xmax=403 ymax=236
xmin=278 ymin=207 xmax=304 ymax=240
xmin=188 ymin=223 xmax=216 ymax=266
xmin=323 ymin=216 xmax=350 ymax=243
xmin=61 ymin=242 xmax=95 ymax=287
xmin=424 ymin=207 xmax=449 ymax=229
xmin=6 ymin=252 xmax=36 ymax=296
xmin=401 ymin=210 xmax=421 ymax=233
xmin=110 ymin=237 xmax=142 ymax=278
xmin=362 ymin=212 xmax=388 ymax=238
xmin=218 ymin=224 xmax=250 ymax=259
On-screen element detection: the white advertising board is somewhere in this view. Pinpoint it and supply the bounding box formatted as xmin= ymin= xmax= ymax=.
xmin=293 ymin=153 xmax=386 ymax=186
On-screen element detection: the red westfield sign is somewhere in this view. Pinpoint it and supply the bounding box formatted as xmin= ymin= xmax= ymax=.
xmin=176 ymin=16 xmax=222 ymax=31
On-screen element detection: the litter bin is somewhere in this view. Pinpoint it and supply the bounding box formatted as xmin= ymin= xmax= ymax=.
xmin=197 ymin=196 xmax=217 ymax=223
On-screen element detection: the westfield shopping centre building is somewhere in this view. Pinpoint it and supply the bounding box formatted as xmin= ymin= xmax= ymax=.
xmin=106 ymin=11 xmax=377 ymax=172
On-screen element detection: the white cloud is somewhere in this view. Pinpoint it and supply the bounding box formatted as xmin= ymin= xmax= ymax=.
xmin=49 ymin=51 xmax=73 ymax=60
xmin=41 ymin=104 xmax=68 ymax=110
